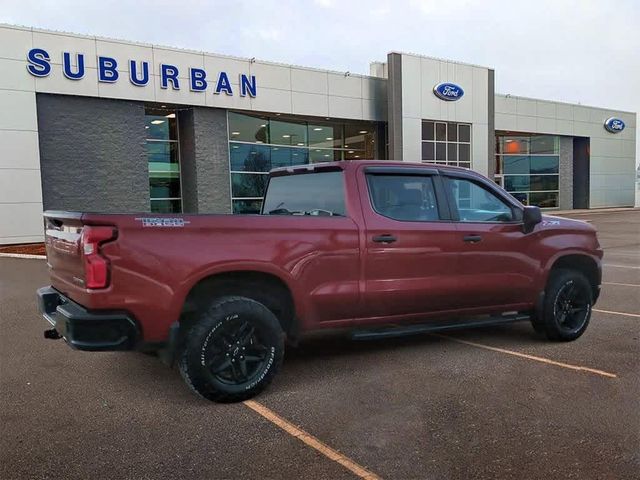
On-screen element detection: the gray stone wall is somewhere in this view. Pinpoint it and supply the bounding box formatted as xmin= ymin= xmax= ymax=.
xmin=559 ymin=136 xmax=574 ymax=210
xmin=178 ymin=107 xmax=231 ymax=214
xmin=36 ymin=94 xmax=149 ymax=212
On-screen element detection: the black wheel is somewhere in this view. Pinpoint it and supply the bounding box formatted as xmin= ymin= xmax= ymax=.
xmin=179 ymin=296 xmax=284 ymax=402
xmin=532 ymin=269 xmax=593 ymax=341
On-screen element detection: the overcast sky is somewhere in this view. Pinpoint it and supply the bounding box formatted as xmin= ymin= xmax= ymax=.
xmin=2 ymin=0 xmax=639 ymax=163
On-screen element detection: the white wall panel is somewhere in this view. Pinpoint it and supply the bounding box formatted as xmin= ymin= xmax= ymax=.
xmin=152 ymin=47 xmax=204 ymax=80
xmin=35 ymin=66 xmax=100 ymax=97
xmin=0 ymin=25 xmax=32 ymax=61
xmin=32 ymin=31 xmax=98 ymax=68
xmin=96 ymin=40 xmax=153 ymax=73
xmin=328 ymin=95 xmax=362 ymax=119
xmin=328 ymin=73 xmax=362 ymax=98
xmin=0 ymin=130 xmax=39 ymax=169
xmin=250 ymin=87 xmax=292 ymax=113
xmin=292 ymin=91 xmax=329 ymax=117
xmin=401 ymin=117 xmax=421 ymax=161
xmin=0 ymin=58 xmax=36 ymax=91
xmin=0 ymin=90 xmax=37 ymax=131
xmin=0 ymin=202 xmax=44 ymax=242
xmin=249 ymin=62 xmax=291 ymax=90
xmin=291 ymin=69 xmax=328 ymax=95
xmin=0 ymin=169 xmax=42 ymax=203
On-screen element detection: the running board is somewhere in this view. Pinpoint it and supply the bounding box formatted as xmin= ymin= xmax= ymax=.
xmin=350 ymin=314 xmax=530 ymax=341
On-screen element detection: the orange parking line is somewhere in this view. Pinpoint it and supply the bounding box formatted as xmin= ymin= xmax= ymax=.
xmin=433 ymin=334 xmax=617 ymax=378
xmin=244 ymin=400 xmax=382 ymax=480
xmin=593 ymin=308 xmax=640 ymax=318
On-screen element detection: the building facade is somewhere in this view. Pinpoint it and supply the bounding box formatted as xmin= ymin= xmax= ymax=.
xmin=0 ymin=24 xmax=636 ymax=244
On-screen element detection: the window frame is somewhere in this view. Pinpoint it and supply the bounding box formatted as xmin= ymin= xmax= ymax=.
xmin=363 ymin=167 xmax=452 ymax=222
xmin=442 ymin=172 xmax=524 ymax=224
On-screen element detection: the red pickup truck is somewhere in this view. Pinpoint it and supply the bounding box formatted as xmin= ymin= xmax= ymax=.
xmin=38 ymin=161 xmax=602 ymax=402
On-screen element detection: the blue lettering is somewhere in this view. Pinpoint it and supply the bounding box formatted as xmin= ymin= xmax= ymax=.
xmin=129 ymin=60 xmax=149 ymax=86
xmin=97 ymin=56 xmax=119 ymax=83
xmin=189 ymin=68 xmax=207 ymax=91
xmin=239 ymin=74 xmax=257 ymax=97
xmin=62 ymin=52 xmax=85 ymax=80
xmin=215 ymin=71 xmax=233 ymax=95
xmin=26 ymin=48 xmax=51 ymax=77
xmin=160 ymin=64 xmax=180 ymax=90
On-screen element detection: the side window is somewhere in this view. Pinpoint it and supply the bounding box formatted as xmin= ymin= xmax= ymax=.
xmin=366 ymin=174 xmax=440 ymax=221
xmin=446 ymin=177 xmax=514 ymax=222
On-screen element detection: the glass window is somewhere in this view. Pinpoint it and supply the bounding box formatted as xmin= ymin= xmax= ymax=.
xmin=231 ymin=173 xmax=269 ymax=198
xmin=309 ymin=148 xmax=340 ymax=163
xmin=495 ymin=133 xmax=561 ymax=209
xmin=270 ymin=119 xmax=308 ymax=146
xmin=503 ymin=156 xmax=530 ymax=175
xmin=309 ymin=122 xmax=343 ymax=149
xmin=422 ymin=121 xmax=434 ymax=141
xmin=366 ymin=174 xmax=440 ymax=221
xmin=459 ymin=143 xmax=470 ymax=162
xmin=447 ymin=177 xmax=514 ymax=222
xmin=530 ymin=156 xmax=559 ymax=174
xmin=232 ymin=199 xmax=263 ymax=214
xmin=447 ymin=122 xmax=458 ymax=141
xmin=529 ymin=192 xmax=559 ymax=208
xmin=435 ymin=142 xmax=446 ymax=161
xmin=262 ymin=171 xmax=346 ymax=216
xmin=146 ymin=108 xmax=181 ymax=213
xmin=422 ymin=142 xmax=434 ymax=161
xmin=530 ymin=135 xmax=559 ymax=154
xmin=228 ymin=112 xmax=269 ymax=143
xmin=458 ymin=124 xmax=471 ymax=143
xmin=435 ymin=123 xmax=447 ymax=141
xmin=145 ymin=112 xmax=177 ymax=141
xmin=500 ymin=136 xmax=529 ymax=154
xmin=230 ymin=144 xmax=271 ymax=172
xmin=272 ymin=146 xmax=309 ymax=168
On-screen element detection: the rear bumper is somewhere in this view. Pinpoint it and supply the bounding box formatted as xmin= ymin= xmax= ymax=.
xmin=37 ymin=286 xmax=138 ymax=351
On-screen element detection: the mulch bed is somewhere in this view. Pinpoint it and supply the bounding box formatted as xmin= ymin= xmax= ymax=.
xmin=0 ymin=243 xmax=46 ymax=255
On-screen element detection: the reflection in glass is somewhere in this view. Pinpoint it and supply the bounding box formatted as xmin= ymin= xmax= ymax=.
xmin=270 ymin=119 xmax=308 ymax=146
xmin=228 ymin=112 xmax=269 ymax=143
xmin=231 ymin=173 xmax=269 ymax=198
xmin=233 ymin=199 xmax=263 ymax=214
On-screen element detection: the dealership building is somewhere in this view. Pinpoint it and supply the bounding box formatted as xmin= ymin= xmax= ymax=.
xmin=0 ymin=23 xmax=637 ymax=244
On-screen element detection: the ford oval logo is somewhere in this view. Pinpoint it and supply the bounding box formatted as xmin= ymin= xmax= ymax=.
xmin=604 ymin=117 xmax=625 ymax=133
xmin=433 ymin=82 xmax=464 ymax=101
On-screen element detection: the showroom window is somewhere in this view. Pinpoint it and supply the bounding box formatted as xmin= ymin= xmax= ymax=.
xmin=228 ymin=111 xmax=381 ymax=214
xmin=494 ymin=134 xmax=560 ymax=208
xmin=421 ymin=121 xmax=472 ymax=169
xmin=145 ymin=108 xmax=182 ymax=213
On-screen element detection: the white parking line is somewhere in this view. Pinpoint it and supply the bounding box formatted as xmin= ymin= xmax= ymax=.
xmin=603 ymin=264 xmax=640 ymax=270
xmin=603 ymin=282 xmax=640 ymax=288
xmin=593 ymin=309 xmax=640 ymax=318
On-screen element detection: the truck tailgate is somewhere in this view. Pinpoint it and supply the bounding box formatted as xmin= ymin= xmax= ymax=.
xmin=44 ymin=212 xmax=86 ymax=290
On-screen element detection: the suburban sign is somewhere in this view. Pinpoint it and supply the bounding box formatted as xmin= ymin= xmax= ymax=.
xmin=25 ymin=48 xmax=257 ymax=97
xmin=603 ymin=117 xmax=625 ymax=133
xmin=433 ymin=82 xmax=464 ymax=101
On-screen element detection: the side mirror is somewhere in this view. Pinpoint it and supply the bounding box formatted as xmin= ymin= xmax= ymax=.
xmin=522 ymin=206 xmax=542 ymax=234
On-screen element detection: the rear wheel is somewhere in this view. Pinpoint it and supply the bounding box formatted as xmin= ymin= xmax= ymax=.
xmin=532 ymin=269 xmax=593 ymax=341
xmin=179 ymin=296 xmax=284 ymax=402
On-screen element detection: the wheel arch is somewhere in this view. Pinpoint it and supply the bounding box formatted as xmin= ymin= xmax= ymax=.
xmin=179 ymin=270 xmax=298 ymax=340
xmin=547 ymin=253 xmax=601 ymax=298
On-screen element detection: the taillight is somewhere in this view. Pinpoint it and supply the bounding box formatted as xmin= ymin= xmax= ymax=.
xmin=80 ymin=226 xmax=115 ymax=289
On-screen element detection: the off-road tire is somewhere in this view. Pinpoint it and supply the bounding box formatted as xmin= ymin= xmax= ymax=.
xmin=532 ymin=269 xmax=593 ymax=341
xmin=179 ymin=296 xmax=284 ymax=402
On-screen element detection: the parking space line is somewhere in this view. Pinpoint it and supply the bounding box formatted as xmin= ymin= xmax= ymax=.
xmin=433 ymin=334 xmax=617 ymax=378
xmin=244 ymin=400 xmax=382 ymax=480
xmin=594 ymin=308 xmax=640 ymax=318
xmin=602 ymin=282 xmax=640 ymax=288
xmin=603 ymin=264 xmax=640 ymax=269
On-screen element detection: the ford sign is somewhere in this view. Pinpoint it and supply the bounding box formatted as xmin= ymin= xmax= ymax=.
xmin=433 ymin=82 xmax=464 ymax=101
xmin=604 ymin=117 xmax=625 ymax=133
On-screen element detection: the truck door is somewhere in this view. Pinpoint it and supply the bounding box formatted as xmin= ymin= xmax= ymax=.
xmin=442 ymin=174 xmax=538 ymax=309
xmin=358 ymin=166 xmax=461 ymax=320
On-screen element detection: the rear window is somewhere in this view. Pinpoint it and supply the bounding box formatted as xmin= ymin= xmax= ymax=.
xmin=262 ymin=171 xmax=346 ymax=217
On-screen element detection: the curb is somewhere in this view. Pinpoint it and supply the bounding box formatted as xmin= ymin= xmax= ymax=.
xmin=0 ymin=253 xmax=46 ymax=260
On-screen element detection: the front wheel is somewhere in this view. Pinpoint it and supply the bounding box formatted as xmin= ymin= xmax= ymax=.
xmin=179 ymin=296 xmax=284 ymax=402
xmin=532 ymin=269 xmax=593 ymax=341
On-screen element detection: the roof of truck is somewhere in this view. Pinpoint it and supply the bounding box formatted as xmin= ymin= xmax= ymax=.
xmin=270 ymin=160 xmax=477 ymax=175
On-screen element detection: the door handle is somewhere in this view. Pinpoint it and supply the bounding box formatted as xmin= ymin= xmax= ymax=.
xmin=463 ymin=234 xmax=482 ymax=243
xmin=372 ymin=234 xmax=397 ymax=244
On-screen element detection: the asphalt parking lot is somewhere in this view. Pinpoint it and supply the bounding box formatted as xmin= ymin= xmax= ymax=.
xmin=1 ymin=209 xmax=639 ymax=480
